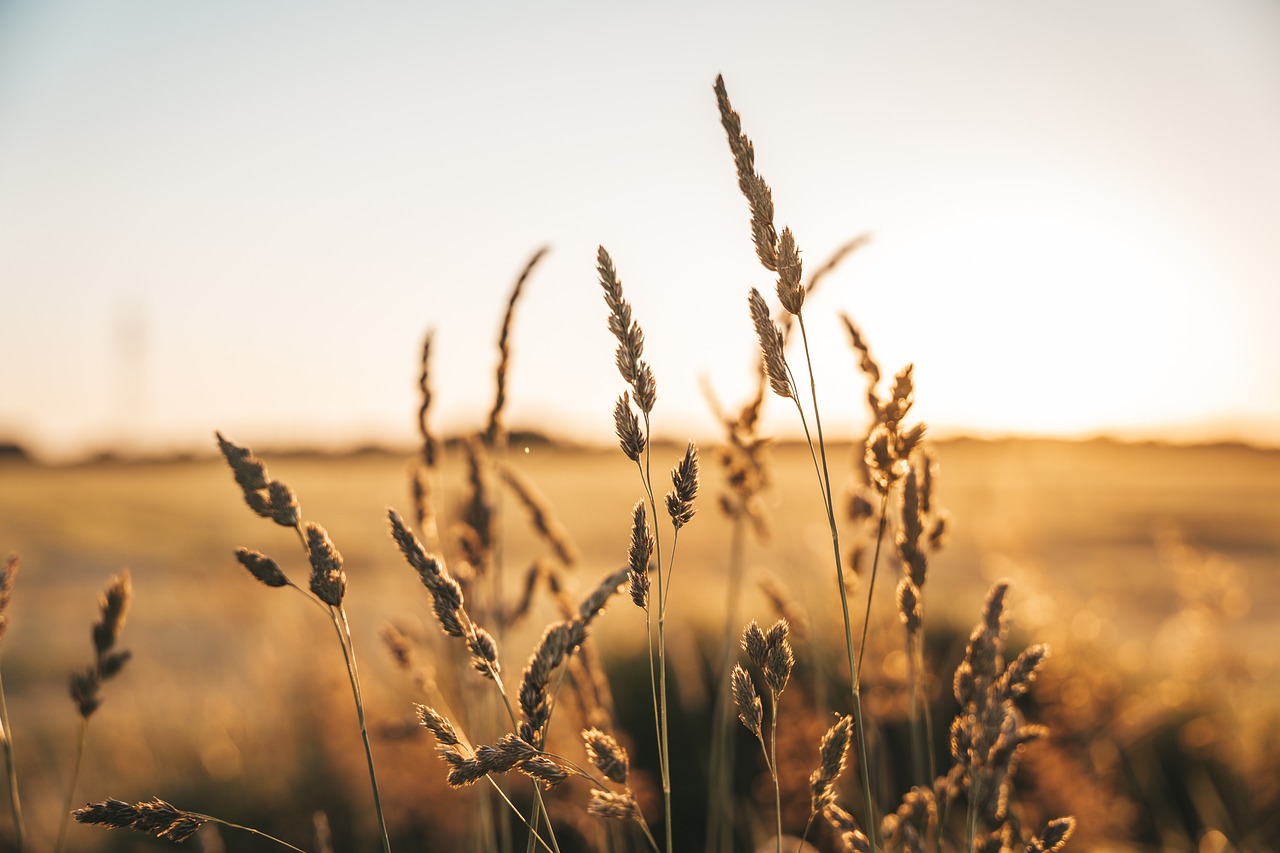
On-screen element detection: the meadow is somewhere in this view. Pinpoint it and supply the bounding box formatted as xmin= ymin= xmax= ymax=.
xmin=0 ymin=436 xmax=1276 ymax=851
xmin=2 ymin=74 xmax=1277 ymax=853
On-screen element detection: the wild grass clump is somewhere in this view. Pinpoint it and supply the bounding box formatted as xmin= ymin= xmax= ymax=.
xmin=57 ymin=75 xmax=1082 ymax=853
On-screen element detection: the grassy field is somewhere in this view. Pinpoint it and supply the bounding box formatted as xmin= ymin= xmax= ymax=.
xmin=0 ymin=436 xmax=1276 ymax=851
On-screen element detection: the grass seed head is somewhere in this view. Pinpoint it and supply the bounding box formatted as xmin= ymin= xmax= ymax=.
xmin=763 ymin=619 xmax=794 ymax=695
xmin=0 ymin=554 xmax=17 ymax=643
xmin=304 ymin=523 xmax=346 ymax=606
xmin=234 ymin=548 xmax=289 ymax=588
xmin=582 ymin=727 xmax=629 ymax=784
xmin=742 ymin=620 xmax=768 ymax=669
xmin=415 ymin=704 xmax=460 ymax=745
xmin=731 ymin=664 xmax=762 ymax=737
xmin=810 ymin=714 xmax=853 ymax=814
xmin=74 ymin=798 xmax=206 ymax=844
xmin=748 ymin=289 xmax=793 ymax=399
xmin=665 ymin=441 xmax=700 ymax=529
xmin=92 ymin=570 xmax=132 ymax=656
xmin=266 ymin=480 xmax=300 ymax=527
xmin=587 ymin=789 xmax=639 ymax=822
xmin=613 ymin=394 xmax=646 ymax=461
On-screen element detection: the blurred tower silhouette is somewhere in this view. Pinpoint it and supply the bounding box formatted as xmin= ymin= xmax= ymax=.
xmin=112 ymin=296 xmax=148 ymax=455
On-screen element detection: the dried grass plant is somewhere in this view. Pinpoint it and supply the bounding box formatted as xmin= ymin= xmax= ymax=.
xmin=214 ymin=431 xmax=390 ymax=853
xmin=55 ymin=570 xmax=132 ymax=853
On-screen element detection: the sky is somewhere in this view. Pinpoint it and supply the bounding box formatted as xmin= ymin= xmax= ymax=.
xmin=2 ymin=1 xmax=1279 ymax=461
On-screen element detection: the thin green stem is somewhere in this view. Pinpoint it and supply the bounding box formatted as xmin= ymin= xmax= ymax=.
xmin=0 ymin=668 xmax=26 ymax=851
xmin=54 ymin=717 xmax=88 ymax=853
xmin=796 ymin=814 xmax=818 ymax=853
xmin=636 ymin=416 xmax=672 ymax=853
xmin=485 ymin=776 xmax=555 ymax=853
xmin=328 ymin=608 xmax=391 ymax=853
xmin=634 ymin=813 xmax=662 ymax=853
xmin=705 ymin=514 xmax=747 ymax=853
xmin=854 ymin=496 xmax=889 ymax=688
xmin=790 ymin=313 xmax=879 ymax=852
xmin=769 ymin=693 xmax=782 ymax=853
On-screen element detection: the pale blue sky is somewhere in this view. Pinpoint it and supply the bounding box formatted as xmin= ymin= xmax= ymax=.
xmin=2 ymin=1 xmax=1279 ymax=459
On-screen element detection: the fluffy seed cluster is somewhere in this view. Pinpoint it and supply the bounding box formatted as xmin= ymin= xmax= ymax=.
xmin=880 ymin=786 xmax=938 ymax=852
xmin=665 ymin=442 xmax=700 ymax=530
xmin=748 ymin=289 xmax=793 ymax=400
xmin=587 ymin=789 xmax=639 ymax=822
xmin=740 ymin=619 xmax=793 ymax=698
xmin=0 ymin=553 xmax=18 ymax=644
xmin=582 ymin=727 xmax=629 ymax=784
xmin=518 ymin=622 xmax=572 ymax=746
xmin=436 ymin=731 xmax=566 ymax=790
xmin=809 ymin=715 xmax=853 ymax=815
xmin=215 ymin=432 xmax=300 ymax=527
xmin=70 ymin=571 xmax=132 ymax=719
xmin=484 ymin=246 xmax=548 ymax=447
xmin=1027 ymin=817 xmax=1077 ymax=852
xmin=233 ymin=548 xmax=289 ymax=589
xmin=863 ymin=366 xmax=927 ymax=495
xmin=950 ymin=582 xmax=1053 ymax=828
xmin=822 ymin=802 xmax=871 ymax=853
xmin=626 ymin=502 xmax=653 ymax=609
xmin=613 ymin=393 xmax=646 ymax=462
xmin=388 ymin=509 xmax=500 ymax=678
xmin=74 ymin=798 xmax=205 ymax=844
xmin=714 ymin=75 xmax=779 ymax=277
xmin=598 ymin=246 xmax=656 ymax=418
xmin=730 ymin=664 xmax=762 ymax=737
xmin=304 ymin=523 xmax=346 ymax=607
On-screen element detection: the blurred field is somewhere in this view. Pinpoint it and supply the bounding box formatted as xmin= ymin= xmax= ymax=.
xmin=0 ymin=436 xmax=1277 ymax=851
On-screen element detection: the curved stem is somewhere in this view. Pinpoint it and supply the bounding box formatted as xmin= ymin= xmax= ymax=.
xmin=796 ymin=814 xmax=817 ymax=853
xmin=770 ymin=693 xmax=782 ymax=853
xmin=0 ymin=668 xmax=26 ymax=851
xmin=637 ymin=417 xmax=672 ymax=853
xmin=54 ymin=717 xmax=88 ymax=853
xmin=790 ymin=313 xmax=879 ymax=852
xmin=328 ymin=608 xmax=391 ymax=853
xmin=198 ymin=815 xmax=310 ymax=853
xmin=854 ymin=495 xmax=889 ymax=688
xmin=705 ymin=514 xmax=747 ymax=853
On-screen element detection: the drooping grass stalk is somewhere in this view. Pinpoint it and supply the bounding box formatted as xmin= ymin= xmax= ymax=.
xmin=216 ymin=434 xmax=392 ymax=853
xmin=54 ymin=718 xmax=87 ymax=853
xmin=719 ymin=66 xmax=885 ymax=844
xmin=0 ymin=669 xmax=23 ymax=852
xmin=286 ymin=522 xmax=392 ymax=853
xmin=57 ymin=570 xmax=132 ymax=853
xmin=749 ymin=287 xmax=880 ymax=848
xmin=0 ymin=554 xmax=24 ymax=852
xmin=634 ymin=418 xmax=673 ymax=853
xmin=704 ymin=509 xmax=747 ymax=853
xmin=73 ymin=797 xmax=308 ymax=851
